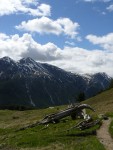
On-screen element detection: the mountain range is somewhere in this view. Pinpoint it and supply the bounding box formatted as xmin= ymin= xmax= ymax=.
xmin=0 ymin=56 xmax=112 ymax=109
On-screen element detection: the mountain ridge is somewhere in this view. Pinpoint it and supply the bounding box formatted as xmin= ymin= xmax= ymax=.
xmin=0 ymin=56 xmax=112 ymax=109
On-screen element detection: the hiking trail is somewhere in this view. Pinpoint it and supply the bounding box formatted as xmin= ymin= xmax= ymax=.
xmin=97 ymin=118 xmax=113 ymax=150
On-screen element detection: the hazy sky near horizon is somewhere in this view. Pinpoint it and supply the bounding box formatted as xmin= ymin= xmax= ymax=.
xmin=0 ymin=0 xmax=113 ymax=76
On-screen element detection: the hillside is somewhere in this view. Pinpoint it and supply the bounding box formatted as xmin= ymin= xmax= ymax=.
xmin=0 ymin=56 xmax=111 ymax=109
xmin=1 ymin=88 xmax=113 ymax=149
xmin=84 ymin=88 xmax=113 ymax=115
xmin=0 ymin=106 xmax=105 ymax=150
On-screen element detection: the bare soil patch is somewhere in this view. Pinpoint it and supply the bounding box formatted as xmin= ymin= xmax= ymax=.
xmin=97 ymin=118 xmax=113 ymax=150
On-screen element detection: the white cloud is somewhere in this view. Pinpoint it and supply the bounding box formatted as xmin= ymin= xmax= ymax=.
xmin=0 ymin=33 xmax=9 ymax=40
xmin=47 ymin=47 xmax=113 ymax=77
xmin=107 ymin=4 xmax=113 ymax=12
xmin=0 ymin=33 xmax=61 ymax=61
xmin=0 ymin=0 xmax=51 ymax=17
xmin=56 ymin=18 xmax=79 ymax=39
xmin=1 ymin=33 xmax=113 ymax=76
xmin=16 ymin=17 xmax=80 ymax=39
xmin=37 ymin=4 xmax=51 ymax=16
xmin=65 ymin=41 xmax=76 ymax=46
xmin=86 ymin=33 xmax=113 ymax=51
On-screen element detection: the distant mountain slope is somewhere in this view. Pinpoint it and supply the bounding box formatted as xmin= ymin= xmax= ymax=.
xmin=0 ymin=57 xmax=111 ymax=109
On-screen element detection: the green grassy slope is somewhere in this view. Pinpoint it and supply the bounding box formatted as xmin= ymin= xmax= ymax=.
xmin=83 ymin=88 xmax=113 ymax=115
xmin=0 ymin=108 xmax=104 ymax=150
xmin=1 ymin=88 xmax=113 ymax=150
xmin=84 ymin=88 xmax=113 ymax=141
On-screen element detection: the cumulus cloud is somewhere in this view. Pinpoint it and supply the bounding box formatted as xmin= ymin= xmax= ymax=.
xmin=0 ymin=33 xmax=9 ymax=40
xmin=0 ymin=33 xmax=61 ymax=61
xmin=47 ymin=47 xmax=113 ymax=76
xmin=0 ymin=0 xmax=51 ymax=16
xmin=1 ymin=33 xmax=113 ymax=76
xmin=86 ymin=33 xmax=113 ymax=51
xmin=16 ymin=17 xmax=80 ymax=39
xmin=107 ymin=4 xmax=113 ymax=12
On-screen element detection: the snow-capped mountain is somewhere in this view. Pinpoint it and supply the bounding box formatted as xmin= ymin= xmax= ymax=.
xmin=0 ymin=57 xmax=111 ymax=109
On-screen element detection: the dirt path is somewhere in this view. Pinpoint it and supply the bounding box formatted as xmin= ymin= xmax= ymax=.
xmin=97 ymin=118 xmax=113 ymax=150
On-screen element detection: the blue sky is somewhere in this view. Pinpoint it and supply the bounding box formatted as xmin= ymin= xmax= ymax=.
xmin=0 ymin=0 xmax=113 ymax=76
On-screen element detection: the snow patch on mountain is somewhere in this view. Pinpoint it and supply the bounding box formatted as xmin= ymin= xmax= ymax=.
xmin=0 ymin=56 xmax=112 ymax=108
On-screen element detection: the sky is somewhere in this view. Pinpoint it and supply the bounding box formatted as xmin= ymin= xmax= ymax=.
xmin=0 ymin=0 xmax=113 ymax=76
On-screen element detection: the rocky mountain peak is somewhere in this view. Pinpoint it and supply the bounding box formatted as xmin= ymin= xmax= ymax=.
xmin=0 ymin=56 xmax=15 ymax=64
xmin=19 ymin=57 xmax=36 ymax=65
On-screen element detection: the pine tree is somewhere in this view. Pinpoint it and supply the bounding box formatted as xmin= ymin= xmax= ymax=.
xmin=77 ymin=92 xmax=85 ymax=102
